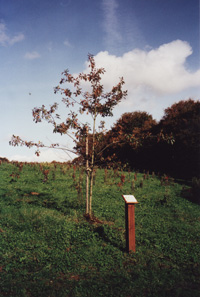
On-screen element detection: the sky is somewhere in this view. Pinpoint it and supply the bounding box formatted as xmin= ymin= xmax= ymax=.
xmin=0 ymin=0 xmax=199 ymax=162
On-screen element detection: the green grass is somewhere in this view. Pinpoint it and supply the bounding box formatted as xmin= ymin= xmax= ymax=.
xmin=0 ymin=163 xmax=199 ymax=297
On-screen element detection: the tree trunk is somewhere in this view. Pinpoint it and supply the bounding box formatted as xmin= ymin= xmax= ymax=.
xmin=89 ymin=170 xmax=94 ymax=215
xmin=85 ymin=127 xmax=89 ymax=215
xmin=89 ymin=114 xmax=96 ymax=215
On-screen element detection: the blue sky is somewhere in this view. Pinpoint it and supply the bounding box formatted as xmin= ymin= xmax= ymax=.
xmin=0 ymin=0 xmax=199 ymax=162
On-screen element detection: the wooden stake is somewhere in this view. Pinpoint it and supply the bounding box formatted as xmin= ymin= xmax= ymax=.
xmin=122 ymin=195 xmax=138 ymax=252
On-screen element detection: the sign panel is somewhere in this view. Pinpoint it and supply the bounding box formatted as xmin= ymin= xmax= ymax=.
xmin=122 ymin=195 xmax=138 ymax=204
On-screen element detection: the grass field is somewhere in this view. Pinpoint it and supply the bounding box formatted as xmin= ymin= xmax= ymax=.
xmin=0 ymin=162 xmax=199 ymax=297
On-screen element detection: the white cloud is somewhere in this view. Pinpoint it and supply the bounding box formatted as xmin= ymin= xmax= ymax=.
xmin=0 ymin=23 xmax=9 ymax=45
xmin=64 ymin=39 xmax=73 ymax=48
xmin=0 ymin=22 xmax=25 ymax=46
xmin=9 ymin=33 xmax=25 ymax=45
xmin=24 ymin=51 xmax=41 ymax=60
xmin=91 ymin=40 xmax=200 ymax=95
xmin=9 ymin=149 xmax=75 ymax=163
xmin=102 ymin=0 xmax=122 ymax=49
xmin=80 ymin=40 xmax=200 ymax=120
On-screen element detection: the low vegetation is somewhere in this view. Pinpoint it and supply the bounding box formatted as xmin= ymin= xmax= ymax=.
xmin=0 ymin=162 xmax=199 ymax=297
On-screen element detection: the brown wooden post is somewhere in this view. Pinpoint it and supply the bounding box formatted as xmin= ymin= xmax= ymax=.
xmin=122 ymin=195 xmax=138 ymax=252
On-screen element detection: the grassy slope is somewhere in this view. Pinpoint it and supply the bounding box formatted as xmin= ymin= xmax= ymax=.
xmin=0 ymin=163 xmax=199 ymax=297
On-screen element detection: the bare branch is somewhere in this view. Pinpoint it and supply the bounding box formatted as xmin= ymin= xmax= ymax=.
xmin=9 ymin=135 xmax=77 ymax=156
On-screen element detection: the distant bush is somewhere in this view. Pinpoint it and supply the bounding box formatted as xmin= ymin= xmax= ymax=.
xmin=0 ymin=157 xmax=9 ymax=163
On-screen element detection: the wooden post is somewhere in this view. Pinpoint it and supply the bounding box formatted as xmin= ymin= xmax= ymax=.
xmin=122 ymin=195 xmax=138 ymax=252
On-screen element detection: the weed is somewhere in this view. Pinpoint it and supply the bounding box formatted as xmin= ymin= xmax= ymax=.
xmin=131 ymin=180 xmax=135 ymax=191
xmin=139 ymin=178 xmax=144 ymax=188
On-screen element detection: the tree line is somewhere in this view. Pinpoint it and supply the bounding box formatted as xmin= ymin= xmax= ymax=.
xmin=74 ymin=99 xmax=200 ymax=180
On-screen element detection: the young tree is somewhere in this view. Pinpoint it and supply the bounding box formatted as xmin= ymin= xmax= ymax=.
xmin=10 ymin=54 xmax=127 ymax=216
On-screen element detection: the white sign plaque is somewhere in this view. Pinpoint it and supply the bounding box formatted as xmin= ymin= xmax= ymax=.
xmin=122 ymin=195 xmax=138 ymax=204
